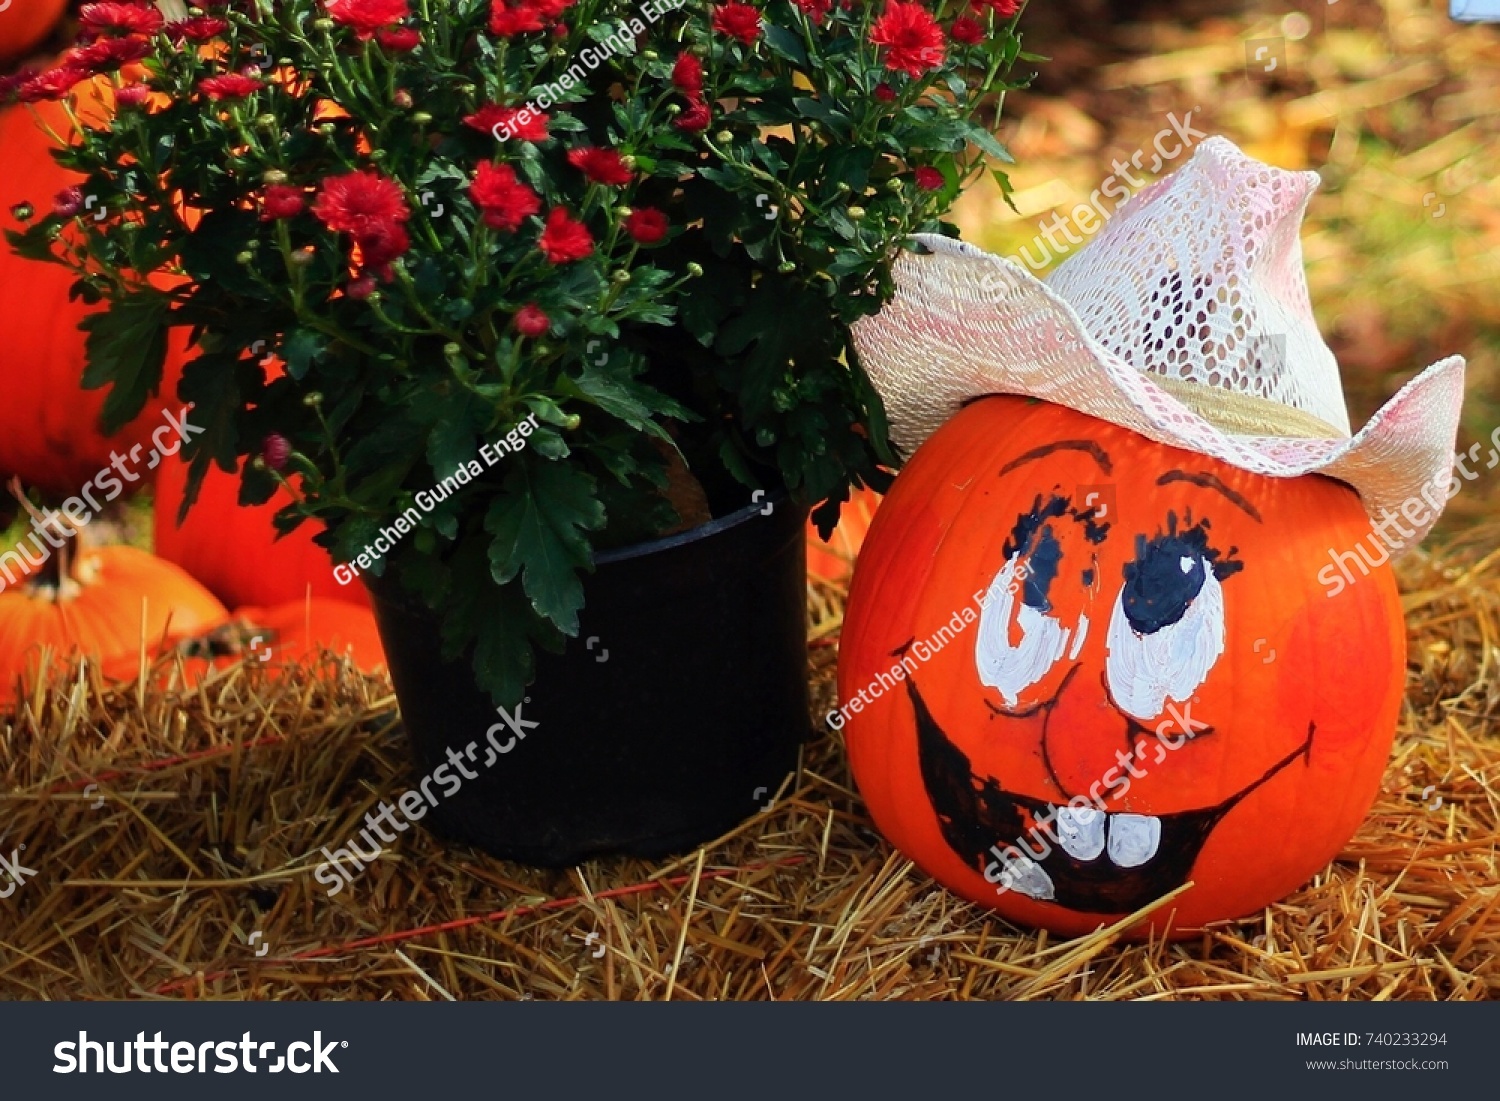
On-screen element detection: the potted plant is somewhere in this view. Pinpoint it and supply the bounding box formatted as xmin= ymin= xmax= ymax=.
xmin=5 ymin=0 xmax=1030 ymax=863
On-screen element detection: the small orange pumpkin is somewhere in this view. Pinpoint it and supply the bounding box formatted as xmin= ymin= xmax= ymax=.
xmin=838 ymin=396 xmax=1405 ymax=938
xmin=104 ymin=597 xmax=386 ymax=688
xmin=0 ymin=535 xmax=228 ymax=694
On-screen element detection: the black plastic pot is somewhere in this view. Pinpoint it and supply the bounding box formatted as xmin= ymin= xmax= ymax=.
xmin=365 ymin=492 xmax=811 ymax=866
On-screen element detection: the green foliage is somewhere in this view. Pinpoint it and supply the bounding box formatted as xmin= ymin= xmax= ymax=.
xmin=8 ymin=0 xmax=1028 ymax=705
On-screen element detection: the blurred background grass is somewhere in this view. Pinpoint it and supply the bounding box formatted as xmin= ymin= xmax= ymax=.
xmin=954 ymin=0 xmax=1498 ymax=540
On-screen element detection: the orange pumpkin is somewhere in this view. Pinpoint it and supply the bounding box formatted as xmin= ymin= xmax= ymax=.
xmin=153 ymin=455 xmax=370 ymax=609
xmin=0 ymin=0 xmax=66 ymax=63
xmin=0 ymin=538 xmax=228 ymax=694
xmin=104 ymin=598 xmax=387 ymax=688
xmin=806 ymin=486 xmax=881 ymax=582
xmin=230 ymin=599 xmax=386 ymax=671
xmin=0 ymin=92 xmax=186 ymax=497
xmin=838 ymin=396 xmax=1405 ymax=938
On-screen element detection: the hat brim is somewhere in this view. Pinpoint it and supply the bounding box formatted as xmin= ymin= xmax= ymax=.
xmin=851 ymin=234 xmax=1466 ymax=555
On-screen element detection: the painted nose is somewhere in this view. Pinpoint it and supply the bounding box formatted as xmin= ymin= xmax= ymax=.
xmin=1040 ymin=669 xmax=1146 ymax=803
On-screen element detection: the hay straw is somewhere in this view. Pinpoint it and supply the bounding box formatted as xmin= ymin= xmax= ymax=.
xmin=1 ymin=521 xmax=1497 ymax=1000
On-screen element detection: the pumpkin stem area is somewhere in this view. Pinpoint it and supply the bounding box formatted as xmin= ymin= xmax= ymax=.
xmin=6 ymin=477 xmax=93 ymax=602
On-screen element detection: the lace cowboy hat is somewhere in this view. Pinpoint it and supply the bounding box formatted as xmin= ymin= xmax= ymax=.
xmin=850 ymin=136 xmax=1466 ymax=555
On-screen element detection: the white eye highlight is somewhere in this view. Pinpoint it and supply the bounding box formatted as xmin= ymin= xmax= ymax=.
xmin=1104 ymin=563 xmax=1225 ymax=720
xmin=976 ymin=557 xmax=1087 ymax=709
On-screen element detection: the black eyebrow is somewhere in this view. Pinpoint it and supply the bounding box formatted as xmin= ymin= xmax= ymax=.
xmin=999 ymin=440 xmax=1113 ymax=476
xmin=1155 ymin=470 xmax=1263 ymax=523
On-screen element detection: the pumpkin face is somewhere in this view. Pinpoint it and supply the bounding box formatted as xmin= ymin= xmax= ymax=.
xmin=839 ymin=396 xmax=1406 ymax=937
xmin=0 ymin=94 xmax=185 ymax=497
xmin=0 ymin=544 xmax=228 ymax=694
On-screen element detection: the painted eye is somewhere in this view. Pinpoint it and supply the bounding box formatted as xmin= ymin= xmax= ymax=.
xmin=1105 ymin=518 xmax=1235 ymax=720
xmin=975 ymin=508 xmax=1090 ymax=711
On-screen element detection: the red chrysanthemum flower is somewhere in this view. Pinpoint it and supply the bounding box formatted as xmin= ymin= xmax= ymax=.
xmin=972 ymin=0 xmax=1019 ymax=15
xmin=347 ymin=274 xmax=378 ymax=300
xmin=489 ymin=0 xmax=572 ymax=37
xmin=325 ymin=0 xmax=410 ymax=40
xmin=199 ymin=73 xmax=264 ymax=100
xmin=64 ymin=35 xmax=151 ymax=73
xmin=262 ymin=434 xmax=292 ymax=471
xmin=375 ymin=26 xmax=421 ymax=50
xmin=538 ymin=207 xmax=594 ymax=263
xmin=914 ymin=166 xmax=945 ymax=191
xmin=464 ymin=104 xmax=550 ymax=142
xmin=674 ymin=98 xmax=711 ymax=132
xmin=53 ymin=187 xmax=84 ymax=218
xmin=869 ymin=1 xmax=946 ymax=78
xmin=78 ymin=2 xmax=164 ymax=37
xmin=489 ymin=5 xmax=544 ymax=35
xmin=313 ymin=170 xmax=411 ymax=239
xmin=0 ymin=70 xmax=31 ymax=103
xmin=114 ymin=82 xmax=151 ymax=107
xmin=873 ymin=82 xmax=897 ymax=102
xmin=469 ymin=162 xmax=541 ymax=232
xmin=513 ymin=304 xmax=550 ymax=337
xmin=712 ymin=2 xmax=762 ymax=45
xmin=17 ymin=67 xmax=89 ymax=102
xmin=950 ymin=16 xmax=984 ymax=44
xmin=261 ymin=185 xmax=307 ymax=221
xmin=671 ymin=52 xmax=703 ymax=95
xmin=167 ymin=16 xmax=229 ymax=41
xmin=353 ymin=221 xmax=410 ymax=279
xmin=791 ymin=0 xmax=832 ymax=18
xmin=623 ymin=207 xmax=669 ymax=244
xmin=566 ymin=146 xmax=633 ymax=187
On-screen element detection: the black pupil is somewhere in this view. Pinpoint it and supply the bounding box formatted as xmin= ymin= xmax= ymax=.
xmin=1017 ymin=524 xmax=1062 ymax=612
xmin=1121 ymin=534 xmax=1206 ymax=634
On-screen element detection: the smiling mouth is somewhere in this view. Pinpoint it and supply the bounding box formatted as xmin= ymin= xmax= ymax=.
xmin=908 ymin=678 xmax=1314 ymax=914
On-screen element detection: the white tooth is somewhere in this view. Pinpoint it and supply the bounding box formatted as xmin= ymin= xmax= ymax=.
xmin=998 ymin=854 xmax=1056 ymax=901
xmin=1055 ymin=805 xmax=1106 ymax=861
xmin=1107 ymin=814 xmax=1161 ymax=868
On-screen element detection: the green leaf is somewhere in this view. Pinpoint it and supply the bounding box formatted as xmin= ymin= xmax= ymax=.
xmin=763 ymin=24 xmax=809 ymax=67
xmin=965 ymin=122 xmax=1015 ymax=164
xmin=569 ymin=366 xmax=687 ymax=440
xmin=179 ymin=209 xmax=260 ymax=293
xmin=4 ymin=224 xmax=62 ymax=265
xmin=173 ymin=348 xmax=246 ymax=522
xmin=483 ymin=460 xmax=605 ymax=636
xmin=791 ymin=96 xmax=852 ymax=138
xmin=280 ymin=328 xmax=326 ymax=380
xmin=80 ymin=295 xmax=171 ymax=434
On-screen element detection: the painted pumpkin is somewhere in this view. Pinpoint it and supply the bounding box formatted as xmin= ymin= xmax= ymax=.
xmin=104 ymin=598 xmax=386 ymax=688
xmin=807 ymin=487 xmax=881 ymax=583
xmin=838 ymin=396 xmax=1405 ymax=938
xmin=0 ymin=0 xmax=66 ymax=63
xmin=0 ymin=540 xmax=227 ymax=694
xmin=153 ymin=454 xmax=369 ymax=609
xmin=0 ymin=91 xmax=186 ymax=497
